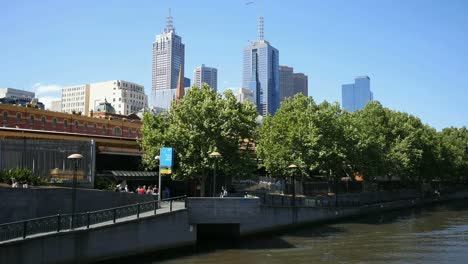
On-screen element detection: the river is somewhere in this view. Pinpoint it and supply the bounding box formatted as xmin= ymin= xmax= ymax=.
xmin=148 ymin=200 xmax=468 ymax=264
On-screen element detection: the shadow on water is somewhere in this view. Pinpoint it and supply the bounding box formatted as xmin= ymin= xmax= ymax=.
xmin=97 ymin=236 xmax=296 ymax=264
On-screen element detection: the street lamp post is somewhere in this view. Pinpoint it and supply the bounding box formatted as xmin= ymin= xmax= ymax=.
xmin=288 ymin=164 xmax=298 ymax=207
xmin=67 ymin=153 xmax=83 ymax=229
xmin=209 ymin=151 xmax=221 ymax=197
xmin=155 ymin=155 xmax=161 ymax=203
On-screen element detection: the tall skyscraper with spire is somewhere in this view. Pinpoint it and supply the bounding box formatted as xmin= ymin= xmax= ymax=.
xmin=242 ymin=17 xmax=279 ymax=116
xmin=151 ymin=9 xmax=185 ymax=110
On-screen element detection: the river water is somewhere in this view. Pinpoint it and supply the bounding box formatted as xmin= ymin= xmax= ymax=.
xmin=154 ymin=200 xmax=468 ymax=264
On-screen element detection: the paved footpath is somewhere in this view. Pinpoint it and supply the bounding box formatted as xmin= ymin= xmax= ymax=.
xmin=1 ymin=201 xmax=186 ymax=244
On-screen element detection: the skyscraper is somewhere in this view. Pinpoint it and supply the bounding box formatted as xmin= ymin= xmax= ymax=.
xmin=151 ymin=10 xmax=185 ymax=110
xmin=342 ymin=76 xmax=374 ymax=112
xmin=279 ymin=66 xmax=294 ymax=103
xmin=242 ymin=17 xmax=280 ymax=116
xmin=293 ymin=73 xmax=308 ymax=97
xmin=193 ymin=64 xmax=218 ymax=91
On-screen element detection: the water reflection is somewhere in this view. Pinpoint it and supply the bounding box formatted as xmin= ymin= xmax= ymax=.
xmin=107 ymin=200 xmax=468 ymax=264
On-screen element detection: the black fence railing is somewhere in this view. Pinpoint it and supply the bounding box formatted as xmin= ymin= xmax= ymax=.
xmin=248 ymin=190 xmax=421 ymax=208
xmin=0 ymin=195 xmax=187 ymax=243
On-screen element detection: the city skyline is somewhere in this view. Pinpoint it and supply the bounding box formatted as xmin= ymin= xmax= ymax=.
xmin=1 ymin=0 xmax=468 ymax=129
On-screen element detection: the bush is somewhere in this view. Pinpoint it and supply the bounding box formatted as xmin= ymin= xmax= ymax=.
xmin=0 ymin=168 xmax=46 ymax=186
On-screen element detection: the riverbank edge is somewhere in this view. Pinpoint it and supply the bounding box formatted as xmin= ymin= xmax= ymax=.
xmin=241 ymin=190 xmax=468 ymax=238
xmin=96 ymin=189 xmax=468 ymax=264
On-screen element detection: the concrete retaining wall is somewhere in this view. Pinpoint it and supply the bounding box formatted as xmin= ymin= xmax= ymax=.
xmin=0 ymin=210 xmax=196 ymax=264
xmin=188 ymin=197 xmax=260 ymax=224
xmin=0 ymin=187 xmax=154 ymax=224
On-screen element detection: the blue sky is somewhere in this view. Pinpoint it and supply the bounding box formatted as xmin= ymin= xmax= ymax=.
xmin=1 ymin=0 xmax=467 ymax=130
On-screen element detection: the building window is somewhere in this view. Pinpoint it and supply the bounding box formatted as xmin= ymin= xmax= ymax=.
xmin=2 ymin=112 xmax=7 ymax=121
xmin=113 ymin=127 xmax=122 ymax=136
xmin=94 ymin=123 xmax=97 ymax=132
xmin=74 ymin=120 xmax=79 ymax=129
xmin=102 ymin=125 xmax=107 ymax=134
xmin=16 ymin=113 xmax=21 ymax=123
xmin=53 ymin=118 xmax=57 ymax=127
xmin=64 ymin=120 xmax=68 ymax=128
xmin=41 ymin=116 xmax=46 ymax=126
xmin=84 ymin=122 xmax=88 ymax=131
xmin=29 ymin=115 xmax=34 ymax=125
xmin=128 ymin=128 xmax=132 ymax=136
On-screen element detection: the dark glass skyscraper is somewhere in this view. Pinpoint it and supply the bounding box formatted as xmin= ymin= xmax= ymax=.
xmin=242 ymin=17 xmax=279 ymax=116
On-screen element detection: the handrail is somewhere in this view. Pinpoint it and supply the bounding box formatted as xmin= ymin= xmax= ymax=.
xmin=0 ymin=195 xmax=187 ymax=242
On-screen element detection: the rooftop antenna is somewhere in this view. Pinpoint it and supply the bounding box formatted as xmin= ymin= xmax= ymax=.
xmin=165 ymin=8 xmax=174 ymax=33
xmin=258 ymin=16 xmax=264 ymax=40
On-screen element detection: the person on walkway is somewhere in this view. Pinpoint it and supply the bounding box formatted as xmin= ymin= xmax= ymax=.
xmin=137 ymin=186 xmax=145 ymax=195
xmin=147 ymin=185 xmax=153 ymax=195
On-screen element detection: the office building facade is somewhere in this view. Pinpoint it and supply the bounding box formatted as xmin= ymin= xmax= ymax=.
xmin=279 ymin=66 xmax=294 ymax=102
xmin=193 ymin=64 xmax=218 ymax=91
xmin=342 ymin=76 xmax=373 ymax=112
xmin=236 ymin=88 xmax=255 ymax=104
xmin=242 ymin=17 xmax=279 ymax=116
xmin=293 ymin=73 xmax=308 ymax=97
xmin=61 ymin=80 xmax=148 ymax=116
xmin=151 ymin=10 xmax=185 ymax=109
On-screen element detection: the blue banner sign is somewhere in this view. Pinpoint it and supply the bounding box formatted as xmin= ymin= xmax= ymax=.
xmin=160 ymin=147 xmax=174 ymax=168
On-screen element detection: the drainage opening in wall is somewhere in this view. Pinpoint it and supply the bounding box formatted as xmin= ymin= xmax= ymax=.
xmin=196 ymin=223 xmax=240 ymax=244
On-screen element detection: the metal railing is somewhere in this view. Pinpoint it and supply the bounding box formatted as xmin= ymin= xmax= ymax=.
xmin=0 ymin=195 xmax=187 ymax=243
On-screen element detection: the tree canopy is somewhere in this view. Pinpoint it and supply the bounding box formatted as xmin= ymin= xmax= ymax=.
xmin=257 ymin=94 xmax=468 ymax=186
xmin=139 ymin=84 xmax=258 ymax=196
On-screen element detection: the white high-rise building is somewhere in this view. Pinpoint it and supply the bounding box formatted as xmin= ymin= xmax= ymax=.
xmin=342 ymin=76 xmax=374 ymax=112
xmin=49 ymin=100 xmax=62 ymax=112
xmin=0 ymin=88 xmax=35 ymax=100
xmin=61 ymin=80 xmax=148 ymax=116
xmin=61 ymin=84 xmax=90 ymax=115
xmin=151 ymin=10 xmax=185 ymax=109
xmin=236 ymin=88 xmax=254 ymax=104
xmin=193 ymin=64 xmax=218 ymax=91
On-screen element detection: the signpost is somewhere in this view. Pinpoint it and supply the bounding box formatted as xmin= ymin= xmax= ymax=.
xmin=158 ymin=147 xmax=173 ymax=202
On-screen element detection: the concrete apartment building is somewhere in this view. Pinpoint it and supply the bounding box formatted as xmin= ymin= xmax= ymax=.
xmin=61 ymin=80 xmax=148 ymax=116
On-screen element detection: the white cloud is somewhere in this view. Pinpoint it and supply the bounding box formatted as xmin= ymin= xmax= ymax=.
xmin=33 ymin=83 xmax=63 ymax=95
xmin=32 ymin=83 xmax=63 ymax=109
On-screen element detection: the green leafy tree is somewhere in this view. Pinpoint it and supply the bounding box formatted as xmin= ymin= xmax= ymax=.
xmin=139 ymin=84 xmax=258 ymax=196
xmin=257 ymin=94 xmax=351 ymax=183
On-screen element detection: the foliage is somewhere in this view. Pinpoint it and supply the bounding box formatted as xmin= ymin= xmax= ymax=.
xmin=139 ymin=84 xmax=258 ymax=196
xmin=94 ymin=177 xmax=117 ymax=191
xmin=0 ymin=168 xmax=46 ymax=185
xmin=257 ymin=95 xmax=468 ymax=187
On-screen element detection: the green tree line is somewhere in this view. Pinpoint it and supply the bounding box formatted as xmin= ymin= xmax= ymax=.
xmin=258 ymin=94 xmax=468 ymax=186
xmin=140 ymin=86 xmax=468 ymax=195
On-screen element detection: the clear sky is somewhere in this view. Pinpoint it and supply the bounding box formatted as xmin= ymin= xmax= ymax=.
xmin=1 ymin=0 xmax=467 ymax=130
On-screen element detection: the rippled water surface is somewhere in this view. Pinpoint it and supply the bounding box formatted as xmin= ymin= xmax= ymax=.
xmin=156 ymin=201 xmax=468 ymax=264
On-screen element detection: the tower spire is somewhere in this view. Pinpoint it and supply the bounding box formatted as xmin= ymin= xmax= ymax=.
xmin=258 ymin=16 xmax=264 ymax=40
xmin=165 ymin=8 xmax=174 ymax=33
xmin=176 ymin=66 xmax=185 ymax=101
